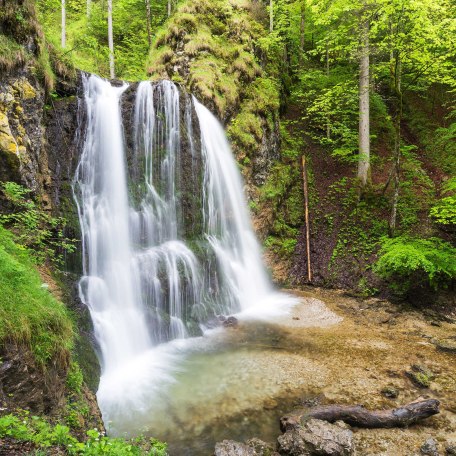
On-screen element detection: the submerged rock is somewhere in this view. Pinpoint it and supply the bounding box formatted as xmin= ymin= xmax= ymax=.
xmin=420 ymin=437 xmax=439 ymax=456
xmin=214 ymin=440 xmax=257 ymax=456
xmin=277 ymin=418 xmax=354 ymax=456
xmin=214 ymin=438 xmax=278 ymax=456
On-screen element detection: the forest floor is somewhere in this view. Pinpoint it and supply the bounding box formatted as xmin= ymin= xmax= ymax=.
xmin=270 ymin=288 xmax=456 ymax=455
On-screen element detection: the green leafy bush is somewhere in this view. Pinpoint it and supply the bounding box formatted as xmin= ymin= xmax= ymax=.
xmin=0 ymin=412 xmax=168 ymax=455
xmin=374 ymin=236 xmax=456 ymax=295
xmin=0 ymin=181 xmax=76 ymax=267
xmin=430 ymin=178 xmax=456 ymax=226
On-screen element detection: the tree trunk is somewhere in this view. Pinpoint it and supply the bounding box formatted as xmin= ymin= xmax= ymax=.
xmin=301 ymin=155 xmax=312 ymax=282
xmin=87 ymin=0 xmax=91 ymax=16
xmin=270 ymin=0 xmax=273 ymax=32
xmin=299 ymin=1 xmax=306 ymax=65
xmin=326 ymin=41 xmax=330 ymax=140
xmin=168 ymin=0 xmax=172 ymax=17
xmin=145 ymin=0 xmax=152 ymax=47
xmin=280 ymin=399 xmax=440 ymax=431
xmin=357 ymin=17 xmax=370 ymax=188
xmin=61 ymin=0 xmax=66 ymax=48
xmin=108 ymin=0 xmax=115 ymax=79
xmin=388 ymin=54 xmax=402 ymax=237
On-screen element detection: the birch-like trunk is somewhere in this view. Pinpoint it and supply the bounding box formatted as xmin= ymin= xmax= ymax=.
xmin=270 ymin=0 xmax=273 ymax=32
xmin=145 ymin=0 xmax=152 ymax=47
xmin=357 ymin=18 xmax=370 ymax=188
xmin=168 ymin=0 xmax=171 ymax=17
xmin=61 ymin=0 xmax=66 ymax=48
xmin=108 ymin=0 xmax=115 ymax=79
xmin=299 ymin=1 xmax=306 ymax=65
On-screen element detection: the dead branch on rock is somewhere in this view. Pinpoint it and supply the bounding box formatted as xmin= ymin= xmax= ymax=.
xmin=280 ymin=399 xmax=440 ymax=431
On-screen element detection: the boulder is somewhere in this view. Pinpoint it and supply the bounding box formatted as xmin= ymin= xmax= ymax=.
xmin=277 ymin=419 xmax=354 ymax=456
xmin=420 ymin=437 xmax=439 ymax=456
xmin=214 ymin=440 xmax=257 ymax=456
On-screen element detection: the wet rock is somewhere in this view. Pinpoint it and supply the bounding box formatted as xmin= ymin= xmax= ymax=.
xmin=223 ymin=316 xmax=239 ymax=328
xmin=433 ymin=338 xmax=456 ymax=354
xmin=277 ymin=418 xmax=354 ymax=456
xmin=406 ymin=365 xmax=434 ymax=388
xmin=420 ymin=438 xmax=439 ymax=456
xmin=381 ymin=386 xmax=399 ymax=399
xmin=246 ymin=438 xmax=279 ymax=456
xmin=215 ymin=440 xmax=256 ymax=456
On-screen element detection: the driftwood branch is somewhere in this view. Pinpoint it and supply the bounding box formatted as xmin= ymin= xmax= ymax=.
xmin=280 ymin=399 xmax=440 ymax=431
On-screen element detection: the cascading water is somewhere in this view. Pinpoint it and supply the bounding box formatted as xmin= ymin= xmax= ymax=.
xmin=74 ymin=74 xmax=295 ymax=435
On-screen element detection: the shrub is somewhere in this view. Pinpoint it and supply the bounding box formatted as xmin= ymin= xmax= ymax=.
xmin=374 ymin=236 xmax=456 ymax=295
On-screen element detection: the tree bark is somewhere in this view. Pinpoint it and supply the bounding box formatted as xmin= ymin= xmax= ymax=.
xmin=299 ymin=1 xmax=306 ymax=65
xmin=145 ymin=0 xmax=152 ymax=47
xmin=61 ymin=0 xmax=66 ymax=48
xmin=357 ymin=17 xmax=370 ymax=188
xmin=108 ymin=0 xmax=115 ymax=79
xmin=168 ymin=0 xmax=172 ymax=17
xmin=87 ymin=0 xmax=91 ymax=16
xmin=388 ymin=53 xmax=402 ymax=237
xmin=270 ymin=0 xmax=273 ymax=32
xmin=280 ymin=399 xmax=440 ymax=432
xmin=326 ymin=41 xmax=330 ymax=140
xmin=301 ymin=155 xmax=312 ymax=282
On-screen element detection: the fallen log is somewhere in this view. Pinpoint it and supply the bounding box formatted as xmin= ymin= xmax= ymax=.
xmin=280 ymin=399 xmax=440 ymax=432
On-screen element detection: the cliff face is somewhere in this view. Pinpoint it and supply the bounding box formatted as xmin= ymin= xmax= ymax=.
xmin=146 ymin=0 xmax=282 ymax=194
xmin=0 ymin=0 xmax=101 ymax=424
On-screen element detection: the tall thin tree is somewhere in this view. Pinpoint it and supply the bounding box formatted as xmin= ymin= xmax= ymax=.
xmin=108 ymin=0 xmax=115 ymax=78
xmin=357 ymin=15 xmax=370 ymax=188
xmin=145 ymin=0 xmax=152 ymax=47
xmin=61 ymin=0 xmax=66 ymax=48
xmin=270 ymin=0 xmax=273 ymax=31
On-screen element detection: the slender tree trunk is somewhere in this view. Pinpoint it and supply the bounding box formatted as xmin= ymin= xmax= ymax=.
xmin=388 ymin=54 xmax=402 ymax=237
xmin=357 ymin=18 xmax=370 ymax=188
xmin=87 ymin=0 xmax=91 ymax=16
xmin=270 ymin=0 xmax=273 ymax=32
xmin=108 ymin=0 xmax=115 ymax=79
xmin=145 ymin=0 xmax=152 ymax=47
xmin=61 ymin=0 xmax=66 ymax=48
xmin=301 ymin=155 xmax=312 ymax=282
xmin=299 ymin=1 xmax=306 ymax=65
xmin=326 ymin=41 xmax=330 ymax=140
xmin=168 ymin=0 xmax=171 ymax=17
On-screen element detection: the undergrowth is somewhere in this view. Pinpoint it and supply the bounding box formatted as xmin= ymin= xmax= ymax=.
xmin=0 ymin=412 xmax=167 ymax=455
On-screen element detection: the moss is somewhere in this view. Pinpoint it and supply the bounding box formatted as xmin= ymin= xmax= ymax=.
xmin=0 ymin=35 xmax=27 ymax=72
xmin=0 ymin=225 xmax=74 ymax=366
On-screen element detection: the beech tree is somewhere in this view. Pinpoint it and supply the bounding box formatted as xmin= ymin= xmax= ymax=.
xmin=61 ymin=0 xmax=66 ymax=48
xmin=108 ymin=0 xmax=115 ymax=78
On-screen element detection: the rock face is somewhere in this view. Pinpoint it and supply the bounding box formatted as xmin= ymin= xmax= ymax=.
xmin=0 ymin=343 xmax=67 ymax=415
xmin=277 ymin=419 xmax=354 ymax=456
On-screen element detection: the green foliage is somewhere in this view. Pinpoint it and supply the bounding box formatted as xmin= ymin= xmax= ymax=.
xmin=0 ymin=412 xmax=168 ymax=455
xmin=0 ymin=34 xmax=27 ymax=71
xmin=374 ymin=236 xmax=456 ymax=294
xmin=430 ymin=177 xmax=456 ymax=226
xmin=0 ymin=224 xmax=74 ymax=365
xmin=0 ymin=182 xmax=76 ymax=267
xmin=66 ymin=361 xmax=84 ymax=394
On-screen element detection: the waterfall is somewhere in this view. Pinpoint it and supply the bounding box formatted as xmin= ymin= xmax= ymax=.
xmin=74 ymin=74 xmax=295 ymax=433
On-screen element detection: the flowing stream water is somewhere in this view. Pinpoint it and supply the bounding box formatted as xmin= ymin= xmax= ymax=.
xmin=73 ymin=74 xmax=297 ymax=449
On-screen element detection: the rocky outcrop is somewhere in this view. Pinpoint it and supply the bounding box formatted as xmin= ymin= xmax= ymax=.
xmin=277 ymin=419 xmax=354 ymax=456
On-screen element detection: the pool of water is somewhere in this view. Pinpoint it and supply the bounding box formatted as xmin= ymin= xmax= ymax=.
xmin=101 ymin=296 xmax=341 ymax=455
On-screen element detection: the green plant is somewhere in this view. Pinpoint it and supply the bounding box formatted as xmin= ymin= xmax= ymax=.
xmin=430 ymin=177 xmax=456 ymax=226
xmin=0 ymin=412 xmax=168 ymax=455
xmin=374 ymin=236 xmax=456 ymax=295
xmin=0 ymin=182 xmax=76 ymax=267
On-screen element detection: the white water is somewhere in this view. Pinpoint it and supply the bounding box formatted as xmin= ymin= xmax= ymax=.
xmin=74 ymin=74 xmax=296 ymax=435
